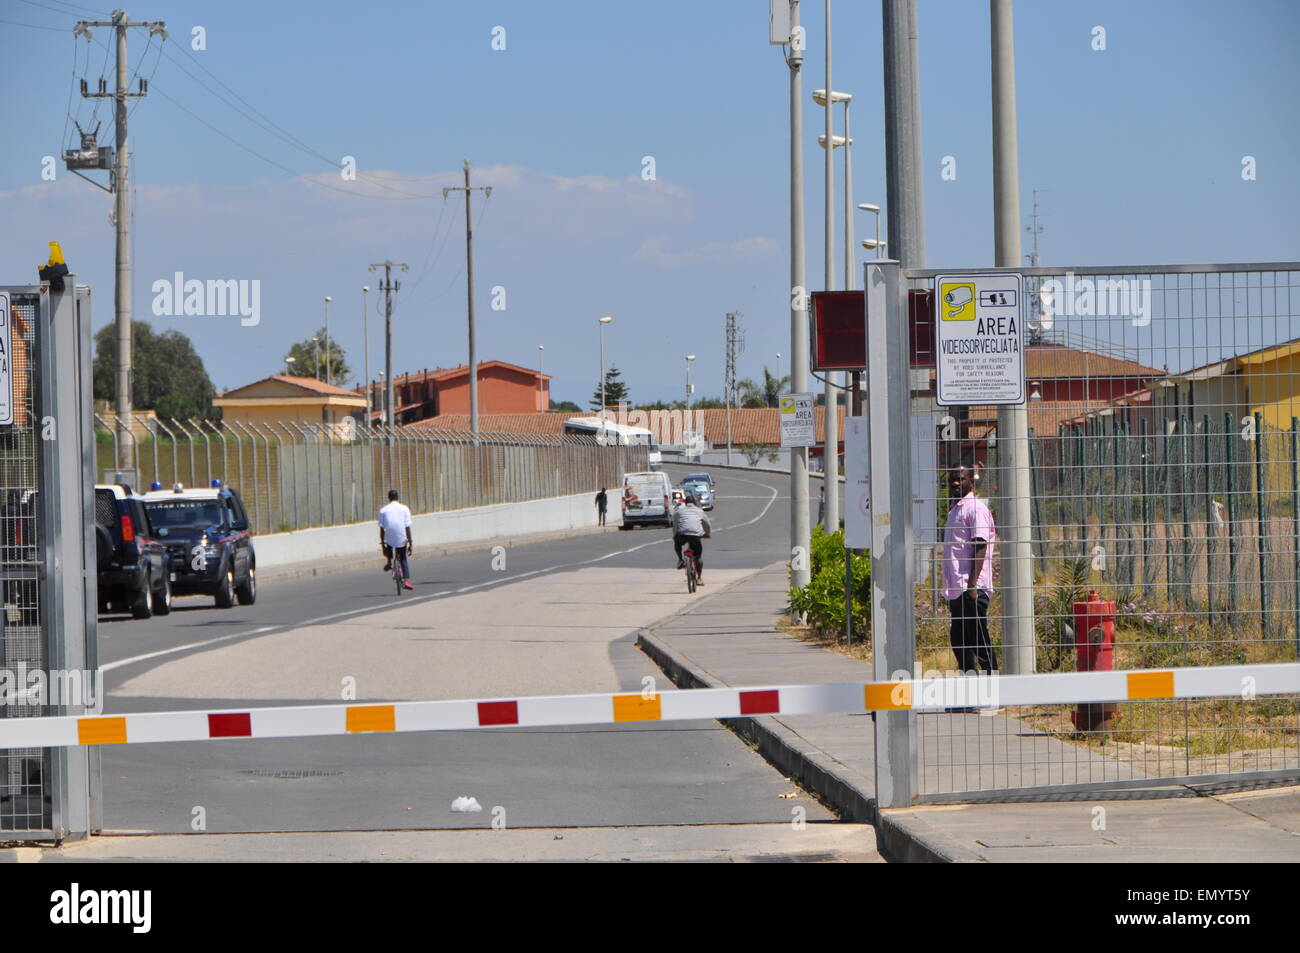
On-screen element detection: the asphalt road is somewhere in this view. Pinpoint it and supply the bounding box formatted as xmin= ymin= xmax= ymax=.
xmin=97 ymin=464 xmax=841 ymax=842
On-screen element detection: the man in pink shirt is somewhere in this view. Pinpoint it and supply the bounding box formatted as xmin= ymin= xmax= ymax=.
xmin=942 ymin=462 xmax=998 ymax=674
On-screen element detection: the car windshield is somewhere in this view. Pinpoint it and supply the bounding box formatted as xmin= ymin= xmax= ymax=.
xmin=145 ymin=500 xmax=224 ymax=532
xmin=683 ymin=477 xmax=709 ymax=487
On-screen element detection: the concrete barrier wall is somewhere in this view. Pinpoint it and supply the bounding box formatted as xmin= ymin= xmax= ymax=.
xmin=253 ymin=491 xmax=597 ymax=568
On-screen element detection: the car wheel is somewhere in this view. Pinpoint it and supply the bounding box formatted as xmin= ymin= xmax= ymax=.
xmin=152 ymin=572 xmax=172 ymax=616
xmin=214 ymin=568 xmax=236 ymax=608
xmin=130 ymin=583 xmax=153 ymax=620
xmin=235 ymin=566 xmax=257 ymax=605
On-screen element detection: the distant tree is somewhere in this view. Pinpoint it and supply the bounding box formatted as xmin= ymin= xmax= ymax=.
xmin=640 ymin=399 xmax=687 ymax=411
xmin=691 ymin=396 xmax=727 ymax=409
xmin=284 ymin=327 xmax=351 ymax=385
xmin=93 ymin=321 xmax=217 ymax=420
xmin=590 ymin=366 xmax=630 ymax=410
xmin=736 ymin=377 xmax=767 ymax=409
xmin=761 ymin=366 xmax=789 ymax=407
xmin=550 ymin=399 xmax=581 ymax=412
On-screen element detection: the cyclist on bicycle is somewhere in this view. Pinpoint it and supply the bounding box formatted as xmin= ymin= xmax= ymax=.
xmin=378 ymin=489 xmax=414 ymax=590
xmin=672 ymin=488 xmax=711 ymax=585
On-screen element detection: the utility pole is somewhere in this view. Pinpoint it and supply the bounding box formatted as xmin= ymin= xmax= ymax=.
xmin=821 ymin=0 xmax=840 ymax=531
xmin=369 ymin=261 xmax=408 ymax=483
xmin=992 ymin=0 xmax=1036 ymax=675
xmin=725 ymin=312 xmax=744 ymax=465
xmin=74 ymin=10 xmax=166 ymax=474
xmin=784 ymin=0 xmax=812 ymax=590
xmin=874 ymin=0 xmax=925 ymax=810
xmin=443 ymin=161 xmax=492 ymax=445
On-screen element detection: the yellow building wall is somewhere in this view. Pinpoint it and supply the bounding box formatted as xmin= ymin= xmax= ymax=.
xmin=1246 ymin=353 xmax=1300 ymax=432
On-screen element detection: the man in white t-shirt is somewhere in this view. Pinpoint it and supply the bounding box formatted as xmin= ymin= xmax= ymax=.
xmin=378 ymin=489 xmax=414 ymax=590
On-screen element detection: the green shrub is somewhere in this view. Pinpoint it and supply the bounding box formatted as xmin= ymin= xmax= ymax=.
xmin=788 ymin=524 xmax=871 ymax=638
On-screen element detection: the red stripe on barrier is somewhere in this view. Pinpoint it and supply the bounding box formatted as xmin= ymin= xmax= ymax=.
xmin=477 ymin=701 xmax=519 ymax=726
xmin=739 ymin=689 xmax=780 ymax=715
xmin=208 ymin=713 xmax=252 ymax=738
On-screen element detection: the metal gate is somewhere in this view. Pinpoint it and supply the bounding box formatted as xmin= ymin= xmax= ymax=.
xmin=0 ymin=281 xmax=96 ymax=840
xmin=898 ymin=262 xmax=1300 ymax=800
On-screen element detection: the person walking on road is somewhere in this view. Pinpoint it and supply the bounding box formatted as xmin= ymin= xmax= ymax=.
xmin=942 ymin=462 xmax=997 ymax=675
xmin=595 ymin=487 xmax=608 ymax=527
xmin=379 ymin=489 xmax=414 ymax=590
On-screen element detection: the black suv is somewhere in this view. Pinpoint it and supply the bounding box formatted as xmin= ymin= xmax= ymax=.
xmin=96 ymin=484 xmax=172 ymax=618
xmin=141 ymin=482 xmax=256 ymax=608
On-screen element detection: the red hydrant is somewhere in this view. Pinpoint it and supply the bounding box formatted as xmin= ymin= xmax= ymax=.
xmin=1071 ymin=591 xmax=1118 ymax=733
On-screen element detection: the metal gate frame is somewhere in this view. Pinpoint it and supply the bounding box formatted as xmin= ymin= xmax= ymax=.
xmin=0 ymin=279 xmax=97 ymax=841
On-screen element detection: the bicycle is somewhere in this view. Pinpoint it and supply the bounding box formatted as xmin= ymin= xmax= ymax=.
xmin=683 ymin=548 xmax=699 ymax=593
xmin=390 ymin=545 xmax=410 ymax=596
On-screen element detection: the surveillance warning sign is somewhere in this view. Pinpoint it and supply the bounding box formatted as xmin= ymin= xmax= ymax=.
xmin=934 ymin=273 xmax=1025 ymax=406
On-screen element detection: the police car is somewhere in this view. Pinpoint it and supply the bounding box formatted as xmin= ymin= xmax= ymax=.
xmin=140 ymin=481 xmax=256 ymax=608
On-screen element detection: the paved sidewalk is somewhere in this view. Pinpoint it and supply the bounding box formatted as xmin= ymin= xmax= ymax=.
xmin=637 ymin=564 xmax=1300 ymax=862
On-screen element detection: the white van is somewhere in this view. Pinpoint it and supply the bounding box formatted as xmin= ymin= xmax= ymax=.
xmin=620 ymin=470 xmax=672 ymax=529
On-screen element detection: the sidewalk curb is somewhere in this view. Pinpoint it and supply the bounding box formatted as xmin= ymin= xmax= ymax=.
xmin=637 ymin=610 xmax=979 ymax=863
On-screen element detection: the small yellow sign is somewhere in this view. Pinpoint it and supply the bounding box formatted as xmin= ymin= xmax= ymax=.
xmin=940 ymin=281 xmax=976 ymax=321
xmin=780 ymin=397 xmax=796 ymax=414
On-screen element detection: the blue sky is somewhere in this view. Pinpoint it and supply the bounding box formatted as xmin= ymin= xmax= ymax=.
xmin=2 ymin=0 xmax=1297 ymax=404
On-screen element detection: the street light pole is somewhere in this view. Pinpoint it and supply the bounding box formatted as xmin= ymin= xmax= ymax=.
xmin=786 ymin=0 xmax=812 ymax=590
xmin=599 ymin=316 xmax=613 ymax=430
xmin=685 ymin=354 xmax=696 ymax=409
xmin=323 ymin=295 xmax=333 ymax=384
xmin=362 ymin=286 xmax=371 ymax=430
xmin=538 ymin=345 xmax=544 ymax=411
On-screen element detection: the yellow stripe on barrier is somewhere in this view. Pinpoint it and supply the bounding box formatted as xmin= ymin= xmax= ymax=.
xmin=612 ymin=693 xmax=661 ymax=722
xmin=866 ymin=682 xmax=911 ymax=710
xmin=1127 ymin=671 xmax=1176 ymax=700
xmin=78 ymin=717 xmax=127 ymax=745
xmin=345 ymin=705 xmax=395 ymax=733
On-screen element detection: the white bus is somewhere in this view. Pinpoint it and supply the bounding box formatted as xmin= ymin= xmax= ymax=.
xmin=563 ymin=417 xmax=661 ymax=468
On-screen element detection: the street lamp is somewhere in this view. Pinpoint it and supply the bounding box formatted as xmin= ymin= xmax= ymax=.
xmin=857 ymin=203 xmax=884 ymax=259
xmin=598 ymin=315 xmax=613 ymax=423
xmin=284 ymin=355 xmax=296 ymax=375
xmin=813 ymin=78 xmax=853 ymax=528
xmin=323 ymin=296 xmax=333 ymax=384
xmin=685 ymin=354 xmax=696 ymax=409
xmin=361 ymin=286 xmax=371 ymax=430
xmin=776 ymin=353 xmax=782 ymax=391
xmin=538 ymin=344 xmax=545 ymax=410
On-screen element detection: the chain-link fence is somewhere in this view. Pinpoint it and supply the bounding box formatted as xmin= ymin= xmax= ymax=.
xmin=908 ymin=263 xmax=1300 ymax=798
xmin=93 ymin=419 xmax=643 ymax=535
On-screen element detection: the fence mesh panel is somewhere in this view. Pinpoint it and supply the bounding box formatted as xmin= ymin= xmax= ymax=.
xmin=907 ymin=264 xmax=1300 ymax=797
xmin=0 ymin=295 xmax=48 ymax=831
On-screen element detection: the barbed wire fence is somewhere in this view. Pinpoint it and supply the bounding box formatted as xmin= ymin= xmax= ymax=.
xmin=92 ymin=418 xmax=642 ymax=535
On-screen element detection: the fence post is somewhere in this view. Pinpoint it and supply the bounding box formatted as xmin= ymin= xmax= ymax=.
xmin=1163 ymin=415 xmax=1174 ymax=596
xmin=147 ymin=418 xmax=160 ymax=486
xmin=275 ymin=423 xmax=299 ymax=530
xmin=190 ymin=418 xmax=212 ymax=485
xmin=1254 ymin=411 xmax=1267 ymax=638
xmin=1180 ymin=414 xmax=1192 ymax=609
xmin=254 ymin=424 xmax=274 ymax=535
xmin=1203 ymin=413 xmax=1214 ymax=621
xmin=1225 ymin=412 xmax=1238 ymax=616
xmin=1140 ymin=418 xmax=1150 ymax=594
